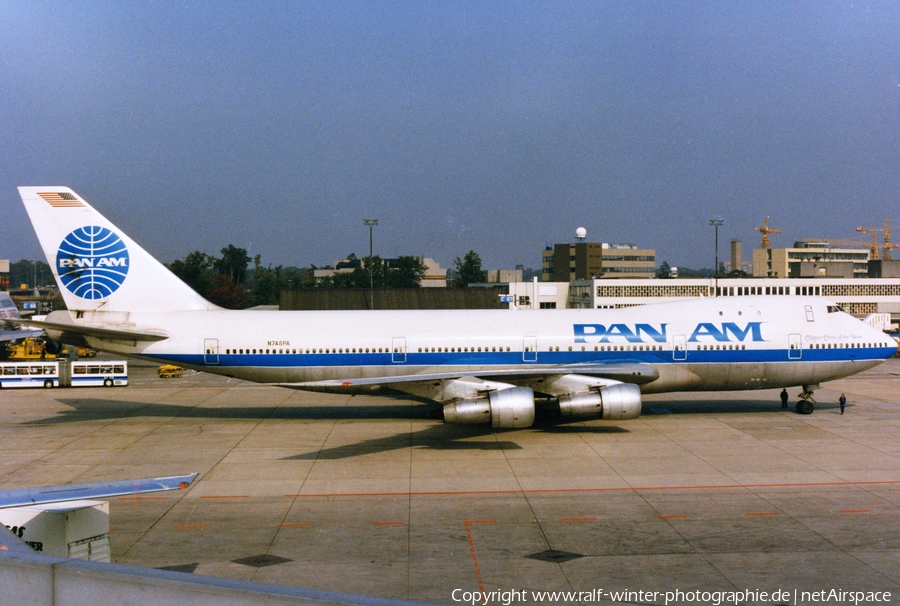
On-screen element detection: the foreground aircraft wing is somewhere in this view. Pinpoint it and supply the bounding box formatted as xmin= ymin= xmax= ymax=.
xmin=282 ymin=362 xmax=660 ymax=391
xmin=0 ymin=473 xmax=198 ymax=509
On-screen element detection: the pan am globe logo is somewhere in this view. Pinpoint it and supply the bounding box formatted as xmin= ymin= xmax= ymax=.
xmin=56 ymin=226 xmax=130 ymax=300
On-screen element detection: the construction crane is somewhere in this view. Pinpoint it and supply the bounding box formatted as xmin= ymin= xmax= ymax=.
xmin=856 ymin=219 xmax=897 ymax=261
xmin=756 ymin=216 xmax=781 ymax=249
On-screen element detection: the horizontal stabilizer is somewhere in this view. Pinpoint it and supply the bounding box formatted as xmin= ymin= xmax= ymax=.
xmin=25 ymin=317 xmax=169 ymax=342
xmin=0 ymin=327 xmax=44 ymax=342
xmin=0 ymin=473 xmax=198 ymax=508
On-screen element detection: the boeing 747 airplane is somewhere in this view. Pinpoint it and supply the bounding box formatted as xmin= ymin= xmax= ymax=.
xmin=17 ymin=187 xmax=897 ymax=425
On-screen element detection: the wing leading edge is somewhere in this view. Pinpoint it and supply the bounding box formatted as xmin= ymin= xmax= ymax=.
xmin=280 ymin=362 xmax=659 ymax=392
xmin=0 ymin=473 xmax=198 ymax=509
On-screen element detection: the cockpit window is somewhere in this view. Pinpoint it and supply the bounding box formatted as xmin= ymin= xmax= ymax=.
xmin=826 ymin=305 xmax=845 ymax=314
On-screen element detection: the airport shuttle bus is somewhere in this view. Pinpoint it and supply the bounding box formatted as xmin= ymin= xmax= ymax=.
xmin=0 ymin=362 xmax=59 ymax=388
xmin=69 ymin=361 xmax=128 ymax=387
xmin=0 ymin=360 xmax=128 ymax=388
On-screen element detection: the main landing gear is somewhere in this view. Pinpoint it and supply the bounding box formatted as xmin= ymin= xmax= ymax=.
xmin=795 ymin=385 xmax=817 ymax=415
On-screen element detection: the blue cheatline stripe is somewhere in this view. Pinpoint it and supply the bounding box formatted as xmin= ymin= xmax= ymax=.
xmin=145 ymin=346 xmax=895 ymax=370
xmin=71 ymin=377 xmax=127 ymax=385
xmin=0 ymin=378 xmax=52 ymax=385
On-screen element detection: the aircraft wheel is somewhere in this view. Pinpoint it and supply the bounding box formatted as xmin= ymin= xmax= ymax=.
xmin=103 ymin=378 xmax=114 ymax=387
xmin=796 ymin=400 xmax=814 ymax=415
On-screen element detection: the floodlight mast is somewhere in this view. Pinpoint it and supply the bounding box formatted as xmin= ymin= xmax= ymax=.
xmin=364 ymin=219 xmax=378 ymax=309
xmin=709 ymin=218 xmax=724 ymax=296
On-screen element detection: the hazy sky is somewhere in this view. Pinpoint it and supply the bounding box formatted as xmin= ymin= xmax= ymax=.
xmin=2 ymin=2 xmax=899 ymax=272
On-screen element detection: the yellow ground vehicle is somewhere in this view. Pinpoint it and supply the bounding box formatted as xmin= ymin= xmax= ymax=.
xmin=157 ymin=365 xmax=184 ymax=378
xmin=5 ymin=339 xmax=98 ymax=360
xmin=61 ymin=347 xmax=99 ymax=358
xmin=6 ymin=338 xmax=52 ymax=360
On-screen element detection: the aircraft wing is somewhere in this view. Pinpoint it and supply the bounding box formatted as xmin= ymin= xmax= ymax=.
xmin=0 ymin=293 xmax=44 ymax=342
xmin=0 ymin=325 xmax=44 ymax=342
xmin=0 ymin=473 xmax=198 ymax=509
xmin=24 ymin=316 xmax=169 ymax=343
xmin=281 ymin=362 xmax=659 ymax=391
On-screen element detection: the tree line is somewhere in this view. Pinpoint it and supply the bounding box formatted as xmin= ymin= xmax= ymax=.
xmin=166 ymin=246 xmax=489 ymax=309
xmin=6 ymin=249 xmax=489 ymax=310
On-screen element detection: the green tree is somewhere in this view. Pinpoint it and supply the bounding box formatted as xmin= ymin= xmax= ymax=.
xmin=10 ymin=259 xmax=52 ymax=289
xmin=166 ymin=246 xmax=250 ymax=308
xmin=318 ymin=254 xmax=374 ymax=289
xmin=206 ymin=274 xmax=249 ymax=309
xmin=215 ymin=245 xmax=251 ymax=286
xmin=656 ymin=261 xmax=672 ymax=279
xmin=250 ymin=255 xmax=280 ymax=306
xmin=385 ymin=256 xmax=427 ymax=288
xmin=299 ymin=264 xmax=319 ymax=288
xmin=452 ymin=251 xmax=486 ymax=287
xmin=315 ymin=255 xmax=427 ymax=289
xmin=279 ymin=266 xmax=307 ymax=290
xmin=167 ymin=251 xmax=216 ymax=296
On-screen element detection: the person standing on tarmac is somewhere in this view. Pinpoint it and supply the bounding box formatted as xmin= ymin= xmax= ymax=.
xmin=839 ymin=393 xmax=846 ymax=415
xmin=780 ymin=389 xmax=789 ymax=409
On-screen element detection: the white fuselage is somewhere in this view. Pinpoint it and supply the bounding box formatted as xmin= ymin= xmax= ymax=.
xmin=74 ymin=296 xmax=895 ymax=395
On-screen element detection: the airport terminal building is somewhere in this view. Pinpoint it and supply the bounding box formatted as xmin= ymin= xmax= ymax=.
xmin=506 ymin=277 xmax=900 ymax=327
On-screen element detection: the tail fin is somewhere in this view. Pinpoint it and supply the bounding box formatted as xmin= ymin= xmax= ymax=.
xmin=19 ymin=187 xmax=216 ymax=313
xmin=0 ymin=293 xmax=23 ymax=320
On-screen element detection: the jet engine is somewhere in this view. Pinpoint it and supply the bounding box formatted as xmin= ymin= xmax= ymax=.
xmin=442 ymin=386 xmax=536 ymax=429
xmin=558 ymin=382 xmax=642 ymax=420
xmin=43 ymin=340 xmax=64 ymax=355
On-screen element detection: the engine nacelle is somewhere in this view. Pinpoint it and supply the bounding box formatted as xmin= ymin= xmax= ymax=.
xmin=559 ymin=383 xmax=642 ymax=420
xmin=43 ymin=340 xmax=64 ymax=355
xmin=443 ymin=386 xmax=536 ymax=429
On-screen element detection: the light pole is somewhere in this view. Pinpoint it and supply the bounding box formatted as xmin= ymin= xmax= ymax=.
xmin=364 ymin=219 xmax=378 ymax=309
xmin=709 ymin=218 xmax=723 ymax=296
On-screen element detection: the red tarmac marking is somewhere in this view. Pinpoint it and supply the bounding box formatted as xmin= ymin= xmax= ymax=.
xmin=464 ymin=520 xmax=496 ymax=594
xmin=282 ymin=479 xmax=900 ymax=499
xmin=840 ymin=509 xmax=870 ymax=513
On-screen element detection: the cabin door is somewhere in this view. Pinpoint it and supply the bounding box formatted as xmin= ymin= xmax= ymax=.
xmin=392 ymin=337 xmax=407 ymax=363
xmin=204 ymin=338 xmax=219 ymax=365
xmin=672 ymin=335 xmax=687 ymax=361
xmin=788 ymin=333 xmax=802 ymax=360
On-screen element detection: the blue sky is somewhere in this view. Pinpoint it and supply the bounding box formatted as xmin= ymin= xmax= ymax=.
xmin=2 ymin=2 xmax=899 ymax=271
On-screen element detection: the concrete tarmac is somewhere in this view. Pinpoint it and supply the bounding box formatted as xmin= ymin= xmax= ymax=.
xmin=2 ymin=358 xmax=900 ymax=604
